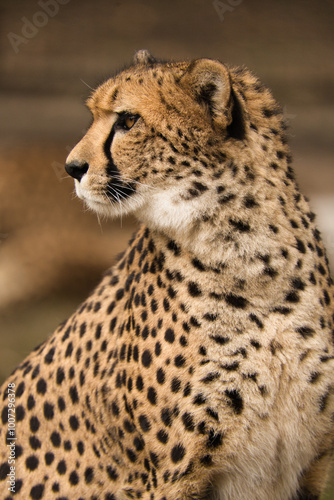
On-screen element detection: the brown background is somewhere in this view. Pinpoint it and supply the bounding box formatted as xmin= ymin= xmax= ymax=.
xmin=0 ymin=1 xmax=334 ymax=496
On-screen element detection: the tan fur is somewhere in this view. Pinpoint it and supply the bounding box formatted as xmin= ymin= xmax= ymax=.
xmin=0 ymin=52 xmax=333 ymax=500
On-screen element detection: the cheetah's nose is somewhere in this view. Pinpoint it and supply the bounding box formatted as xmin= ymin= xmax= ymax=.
xmin=65 ymin=161 xmax=89 ymax=182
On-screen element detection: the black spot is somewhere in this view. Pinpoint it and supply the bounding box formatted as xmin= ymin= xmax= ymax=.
xmin=206 ymin=429 xmax=223 ymax=448
xmin=249 ymin=313 xmax=264 ymax=329
xmin=192 ymin=258 xmax=206 ymax=271
xmin=199 ymin=346 xmax=207 ymax=356
xmin=324 ymin=289 xmax=331 ymax=306
xmin=141 ymin=350 xmax=152 ymax=368
xmin=200 ymin=454 xmax=213 ymax=467
xmin=69 ymin=415 xmax=79 ymax=431
xmin=26 ymin=455 xmax=39 ymax=471
xmin=210 ymin=335 xmax=230 ymax=345
xmin=218 ymin=193 xmax=236 ymax=204
xmin=61 ymin=326 xmax=71 ymax=342
xmin=244 ymin=195 xmax=258 ymax=208
xmin=45 ymin=452 xmax=54 ymax=465
xmin=77 ymin=441 xmax=84 ymax=455
xmin=182 ymin=322 xmax=190 ymax=333
xmin=296 ymin=239 xmax=306 ymax=254
xmin=157 ymin=429 xmax=169 ymax=444
xmin=27 ymin=395 xmax=35 ymax=411
xmin=206 ymin=408 xmax=219 ymax=421
xmin=58 ymin=396 xmax=66 ymax=412
xmin=50 ymin=431 xmax=61 ymax=447
xmin=65 ymin=341 xmax=73 ymax=357
xmin=174 ymin=355 xmax=186 ymax=367
xmin=309 ymin=372 xmax=320 ymax=384
xmin=182 ymin=413 xmax=195 ymax=432
xmin=263 ymin=267 xmax=278 ymax=278
xmin=290 ymin=219 xmax=299 ymax=229
xmin=221 ymin=361 xmax=239 ymax=371
xmin=272 ymin=306 xmax=292 ymax=315
xmin=163 ymin=297 xmax=170 ymax=311
xmin=171 ymin=444 xmax=185 ymax=463
xmin=225 ymin=389 xmax=243 ymax=414
xmin=83 ymin=467 xmax=94 ymax=485
xmin=133 ymin=345 xmax=139 ymax=362
xmin=30 ymin=484 xmax=45 ymax=499
xmin=161 ymin=408 xmax=172 ymax=427
xmin=0 ymin=461 xmax=10 ymax=480
xmin=9 ymin=396 xmax=22 ymax=420
xmin=107 ymin=465 xmax=119 ymax=481
xmin=134 ymin=436 xmax=145 ymax=451
xmin=296 ymin=327 xmax=315 ymax=338
xmin=225 ymin=293 xmax=248 ymax=309
xmin=188 ymin=282 xmax=202 ymax=297
xmin=1 ymin=407 xmax=7 ymax=425
xmin=281 ymin=248 xmax=289 ymax=259
xmin=165 ymin=328 xmax=175 ymax=343
xmin=36 ymin=378 xmax=47 ymax=395
xmin=151 ymin=299 xmax=158 ymax=313
xmin=51 ymin=482 xmax=59 ymax=492
xmin=126 ymin=448 xmax=137 ymax=463
xmin=147 ymin=387 xmax=157 ymax=405
xmin=156 ymin=368 xmax=165 ymax=384
xmin=167 ymin=240 xmax=181 ymax=256
xmin=43 ymin=346 xmax=55 ymax=365
xmin=292 ymin=277 xmax=305 ymax=290
xmin=318 ymin=263 xmax=326 ymax=276
xmin=16 ymin=381 xmax=25 ymax=398
xmin=43 ymin=402 xmax=54 ymax=420
xmin=171 ymin=378 xmax=182 ymax=393
xmin=319 ymin=391 xmax=330 ymax=412
xmin=69 ymin=470 xmax=79 ymax=485
xmin=64 ymin=440 xmax=72 ymax=451
xmin=229 ymin=218 xmax=250 ymax=232
xmin=69 ymin=385 xmax=79 ymax=404
xmin=30 ymin=416 xmax=40 ymax=433
xmin=201 ymin=372 xmax=220 ymax=384
xmin=116 ymin=288 xmax=125 ymax=301
xmin=179 ymin=335 xmax=188 ymax=347
xmin=57 ymin=459 xmax=66 ymax=474
xmin=204 ymin=313 xmax=217 ymax=321
xmin=193 ymin=393 xmax=206 ymax=405
xmin=285 ymin=291 xmax=300 ymax=303
xmin=269 ymin=224 xmax=279 ymax=234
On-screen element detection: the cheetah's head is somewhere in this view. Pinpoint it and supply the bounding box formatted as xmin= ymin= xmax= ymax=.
xmin=65 ymin=50 xmax=280 ymax=241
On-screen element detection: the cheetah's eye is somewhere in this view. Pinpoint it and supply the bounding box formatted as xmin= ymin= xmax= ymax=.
xmin=116 ymin=113 xmax=139 ymax=131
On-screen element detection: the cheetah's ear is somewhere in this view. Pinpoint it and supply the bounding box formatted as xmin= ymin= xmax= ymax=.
xmin=183 ymin=59 xmax=232 ymax=124
xmin=183 ymin=59 xmax=245 ymax=138
xmin=133 ymin=49 xmax=156 ymax=65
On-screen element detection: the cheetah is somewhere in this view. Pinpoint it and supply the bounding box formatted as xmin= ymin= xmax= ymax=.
xmin=0 ymin=50 xmax=334 ymax=500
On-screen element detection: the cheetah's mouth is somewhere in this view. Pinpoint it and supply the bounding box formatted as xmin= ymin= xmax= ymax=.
xmin=75 ymin=177 xmax=146 ymax=219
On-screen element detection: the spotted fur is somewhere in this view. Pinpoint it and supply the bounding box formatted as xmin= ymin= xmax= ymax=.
xmin=1 ymin=50 xmax=334 ymax=500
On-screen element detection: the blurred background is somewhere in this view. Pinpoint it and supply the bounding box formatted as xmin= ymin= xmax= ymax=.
xmin=0 ymin=0 xmax=333 ymax=496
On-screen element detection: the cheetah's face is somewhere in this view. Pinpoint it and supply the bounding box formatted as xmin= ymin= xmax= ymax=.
xmin=65 ymin=51 xmax=245 ymax=233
